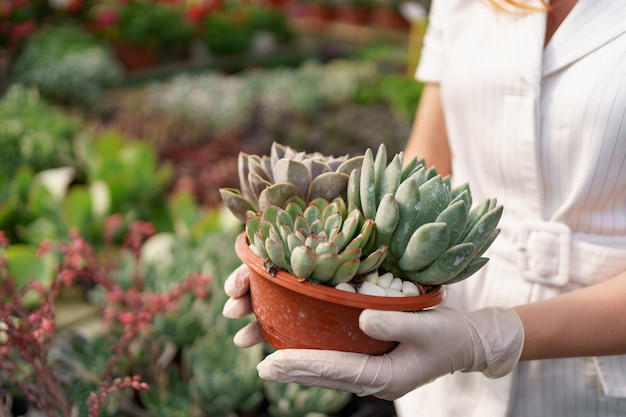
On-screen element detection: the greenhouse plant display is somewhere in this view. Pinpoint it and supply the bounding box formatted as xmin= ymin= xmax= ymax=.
xmin=221 ymin=142 xmax=503 ymax=354
xmin=89 ymin=0 xmax=192 ymax=69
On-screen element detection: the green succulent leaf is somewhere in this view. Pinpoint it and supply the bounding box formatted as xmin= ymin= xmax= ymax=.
xmin=266 ymin=238 xmax=290 ymax=270
xmin=273 ymin=158 xmax=312 ymax=198
xmin=359 ymin=148 xmax=377 ymax=219
xmin=435 ymin=199 xmax=468 ymax=247
xmin=253 ymin=232 xmax=268 ymax=259
xmin=445 ymin=256 xmax=490 ymax=284
xmin=374 ymin=193 xmax=400 ymax=248
xmin=258 ymin=183 xmax=303 ymax=212
xmin=219 ymin=188 xmax=256 ymax=222
xmin=248 ymin=170 xmax=272 ymax=200
xmin=398 ymin=222 xmax=449 ymax=271
xmin=406 ymin=242 xmax=477 ymax=285
xmin=373 ymin=144 xmax=388 ymax=204
xmin=336 ymin=156 xmax=365 ymax=176
xmin=413 ymin=175 xmax=451 ymax=227
xmin=309 ymin=172 xmax=350 ymax=201
xmin=381 ymin=153 xmax=403 ymax=198
xmin=311 ymin=253 xmax=342 ymax=283
xmin=389 ymin=177 xmax=421 ymax=259
xmin=462 ymin=203 xmax=503 ymax=249
xmin=290 ymin=245 xmax=316 ymax=280
xmin=316 ymin=241 xmax=339 ymax=255
xmin=330 ymin=259 xmax=360 ymax=285
xmin=356 ymin=246 xmax=387 ymax=275
xmin=347 ymin=168 xmax=361 ymax=212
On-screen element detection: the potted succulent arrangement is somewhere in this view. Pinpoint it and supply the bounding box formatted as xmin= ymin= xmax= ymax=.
xmin=220 ymin=142 xmax=503 ymax=355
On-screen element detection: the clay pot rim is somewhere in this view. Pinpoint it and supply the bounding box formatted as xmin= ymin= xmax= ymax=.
xmin=235 ymin=232 xmax=445 ymax=311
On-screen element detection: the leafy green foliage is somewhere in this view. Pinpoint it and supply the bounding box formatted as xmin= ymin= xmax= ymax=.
xmin=91 ymin=0 xmax=192 ymax=50
xmin=0 ymin=86 xmax=79 ymax=217
xmin=265 ymin=381 xmax=352 ymax=417
xmin=9 ymin=24 xmax=123 ymax=107
xmin=379 ymin=74 xmax=425 ymax=119
xmin=201 ymin=10 xmax=255 ymax=56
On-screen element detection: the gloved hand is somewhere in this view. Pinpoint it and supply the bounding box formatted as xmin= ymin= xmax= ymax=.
xmin=256 ymin=307 xmax=525 ymax=401
xmin=222 ymin=264 xmax=265 ymax=347
xmin=223 ymin=264 xmax=525 ymax=401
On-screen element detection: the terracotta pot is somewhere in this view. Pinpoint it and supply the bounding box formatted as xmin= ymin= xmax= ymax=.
xmin=302 ymin=3 xmax=335 ymax=25
xmin=333 ymin=5 xmax=370 ymax=25
xmin=112 ymin=41 xmax=157 ymax=71
xmin=235 ymin=233 xmax=445 ymax=355
xmin=370 ymin=8 xmax=409 ymax=30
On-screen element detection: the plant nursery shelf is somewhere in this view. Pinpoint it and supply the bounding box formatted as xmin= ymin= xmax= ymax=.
xmin=289 ymin=18 xmax=409 ymax=45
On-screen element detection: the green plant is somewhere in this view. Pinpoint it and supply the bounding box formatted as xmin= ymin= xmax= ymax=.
xmin=145 ymin=71 xmax=255 ymax=135
xmin=9 ymin=23 xmax=123 ymax=107
xmin=75 ymin=129 xmax=173 ymax=222
xmin=184 ymin=330 xmax=265 ymax=417
xmin=0 ymin=85 xmax=79 ymax=221
xmin=245 ymin=196 xmax=387 ymax=284
xmin=90 ymin=0 xmax=192 ymax=50
xmin=200 ymin=9 xmax=254 ymax=56
xmin=379 ymin=74 xmax=425 ymax=119
xmin=246 ymin=5 xmax=294 ymax=44
xmin=348 ymin=144 xmax=503 ymax=285
xmin=0 ymin=126 xmax=176 ymax=247
xmin=264 ymin=381 xmax=352 ymax=417
xmin=219 ymin=142 xmax=364 ymax=223
xmin=221 ymin=142 xmax=503 ymax=289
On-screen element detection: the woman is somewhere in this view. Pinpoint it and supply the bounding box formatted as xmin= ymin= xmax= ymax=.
xmin=223 ymin=0 xmax=626 ymax=415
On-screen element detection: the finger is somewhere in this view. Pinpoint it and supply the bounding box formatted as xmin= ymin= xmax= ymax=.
xmin=224 ymin=264 xmax=251 ymax=298
xmin=257 ymin=349 xmax=384 ymax=396
xmin=233 ymin=322 xmax=264 ymax=347
xmin=222 ymin=294 xmax=253 ymax=318
xmin=359 ymin=309 xmax=443 ymax=344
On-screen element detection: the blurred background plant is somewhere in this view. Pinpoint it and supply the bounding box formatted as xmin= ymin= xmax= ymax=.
xmin=8 ymin=23 xmax=123 ymax=107
xmin=88 ymin=0 xmax=192 ymax=50
xmin=0 ymin=86 xmax=79 ymax=218
xmin=0 ymin=6 xmax=427 ymax=414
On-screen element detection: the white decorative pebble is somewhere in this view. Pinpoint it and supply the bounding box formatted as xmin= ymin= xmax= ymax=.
xmin=357 ymin=281 xmax=387 ymax=297
xmin=390 ymin=277 xmax=403 ymax=291
xmin=385 ymin=288 xmax=405 ymax=297
xmin=377 ymin=272 xmax=394 ymax=288
xmin=365 ymin=271 xmax=379 ymax=284
xmin=401 ymin=281 xmax=420 ymax=296
xmin=335 ymin=283 xmax=356 ymax=293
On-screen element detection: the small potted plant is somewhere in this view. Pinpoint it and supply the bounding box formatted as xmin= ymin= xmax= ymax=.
xmin=220 ymin=142 xmax=502 ymax=354
xmin=89 ymin=0 xmax=193 ymax=70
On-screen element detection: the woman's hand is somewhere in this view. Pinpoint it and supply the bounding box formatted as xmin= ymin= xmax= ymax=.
xmin=256 ymin=307 xmax=525 ymax=401
xmin=222 ymin=265 xmax=525 ymax=401
xmin=222 ymin=264 xmax=265 ymax=347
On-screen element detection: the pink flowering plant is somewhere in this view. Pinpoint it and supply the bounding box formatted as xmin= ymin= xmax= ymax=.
xmin=0 ymin=0 xmax=41 ymax=50
xmin=0 ymin=218 xmax=213 ymax=417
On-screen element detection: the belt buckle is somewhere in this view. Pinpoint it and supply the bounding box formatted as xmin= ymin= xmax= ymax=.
xmin=517 ymin=220 xmax=571 ymax=286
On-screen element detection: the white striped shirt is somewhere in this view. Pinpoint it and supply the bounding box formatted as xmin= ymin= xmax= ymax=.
xmin=395 ymin=0 xmax=626 ymax=416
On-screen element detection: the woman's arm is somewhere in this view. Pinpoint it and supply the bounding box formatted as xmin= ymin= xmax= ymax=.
xmin=403 ymin=83 xmax=452 ymax=176
xmin=515 ymin=270 xmax=626 ymax=360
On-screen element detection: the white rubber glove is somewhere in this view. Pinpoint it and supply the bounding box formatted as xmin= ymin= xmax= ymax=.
xmin=256 ymin=307 xmax=525 ymax=401
xmin=222 ymin=264 xmax=265 ymax=347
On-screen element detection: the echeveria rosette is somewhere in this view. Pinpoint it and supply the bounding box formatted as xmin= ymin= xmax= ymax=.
xmin=219 ymin=142 xmax=364 ymax=222
xmin=347 ymin=144 xmax=504 ymax=286
xmin=245 ymin=196 xmax=387 ymax=286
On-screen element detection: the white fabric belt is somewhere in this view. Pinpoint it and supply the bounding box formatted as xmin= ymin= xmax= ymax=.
xmin=489 ymin=220 xmax=626 ymax=288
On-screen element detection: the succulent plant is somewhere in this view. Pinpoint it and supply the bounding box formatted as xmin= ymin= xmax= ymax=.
xmin=245 ymin=196 xmax=387 ymax=285
xmin=223 ymin=142 xmax=503 ymax=289
xmin=219 ymin=142 xmax=364 ymax=222
xmin=346 ymin=144 xmax=503 ymax=286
